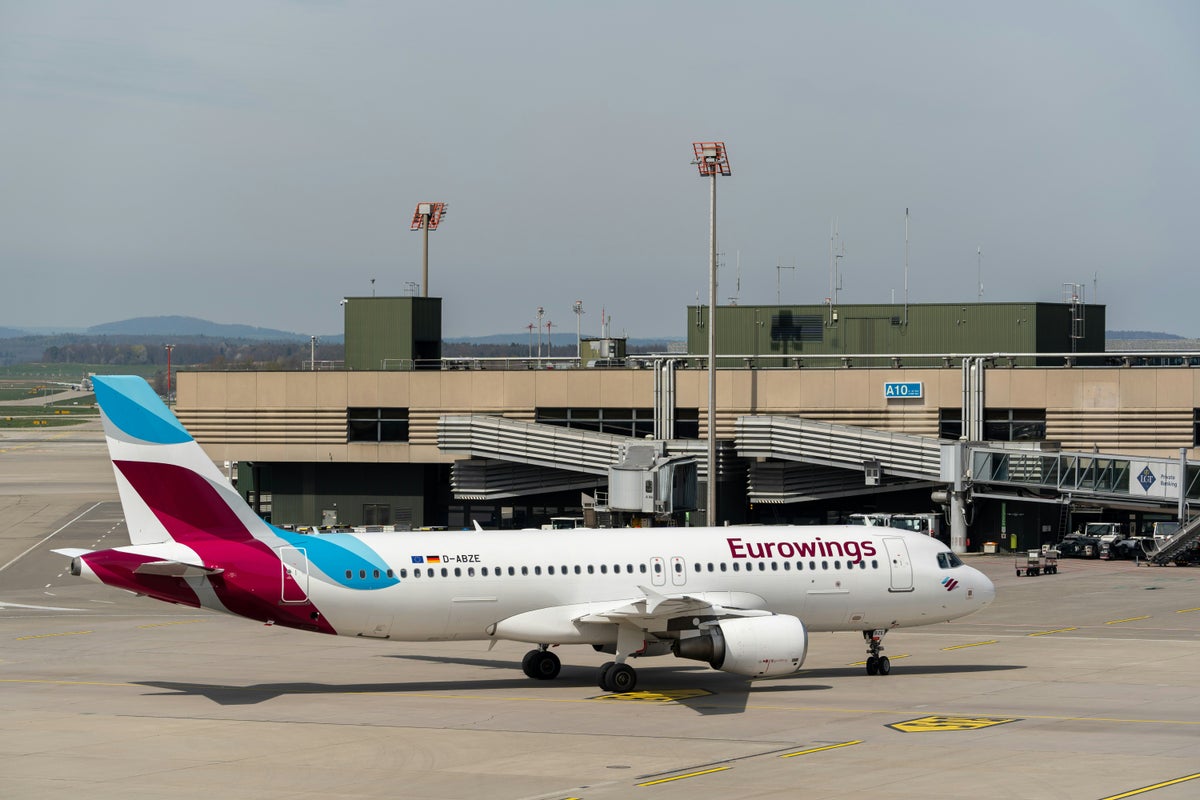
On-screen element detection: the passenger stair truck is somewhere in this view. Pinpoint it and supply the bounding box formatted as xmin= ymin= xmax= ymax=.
xmin=1148 ymin=516 xmax=1200 ymax=566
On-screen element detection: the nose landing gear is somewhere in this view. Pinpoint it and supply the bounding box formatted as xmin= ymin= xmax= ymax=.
xmin=863 ymin=629 xmax=891 ymax=676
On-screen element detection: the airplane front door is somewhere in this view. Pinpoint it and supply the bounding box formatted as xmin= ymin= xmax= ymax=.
xmin=278 ymin=546 xmax=309 ymax=604
xmin=883 ymin=538 xmax=914 ymax=592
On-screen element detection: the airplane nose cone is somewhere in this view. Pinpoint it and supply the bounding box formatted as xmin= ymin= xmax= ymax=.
xmin=975 ymin=570 xmax=996 ymax=607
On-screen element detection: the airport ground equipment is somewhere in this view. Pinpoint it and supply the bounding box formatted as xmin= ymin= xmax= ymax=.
xmin=1147 ymin=515 xmax=1200 ymax=566
xmin=1016 ymin=549 xmax=1058 ymax=576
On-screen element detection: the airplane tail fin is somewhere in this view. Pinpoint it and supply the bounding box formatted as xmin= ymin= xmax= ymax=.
xmin=93 ymin=375 xmax=269 ymax=547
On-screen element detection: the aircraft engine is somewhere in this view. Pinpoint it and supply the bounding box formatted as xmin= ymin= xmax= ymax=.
xmin=672 ymin=614 xmax=808 ymax=678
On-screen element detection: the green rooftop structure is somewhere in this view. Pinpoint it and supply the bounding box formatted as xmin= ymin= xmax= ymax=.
xmin=344 ymin=296 xmax=442 ymax=370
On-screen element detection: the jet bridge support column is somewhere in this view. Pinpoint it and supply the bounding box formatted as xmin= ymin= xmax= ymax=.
xmin=940 ymin=441 xmax=969 ymax=554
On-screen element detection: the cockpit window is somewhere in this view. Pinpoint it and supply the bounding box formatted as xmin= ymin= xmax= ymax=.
xmin=937 ymin=552 xmax=964 ymax=569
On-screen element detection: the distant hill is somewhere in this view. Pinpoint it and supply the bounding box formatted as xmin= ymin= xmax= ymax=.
xmin=1106 ymin=330 xmax=1183 ymax=340
xmin=87 ymin=316 xmax=313 ymax=341
xmin=0 ymin=326 xmax=27 ymax=339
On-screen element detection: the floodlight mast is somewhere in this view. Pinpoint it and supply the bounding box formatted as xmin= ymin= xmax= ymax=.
xmin=410 ymin=202 xmax=449 ymax=298
xmin=692 ymin=141 xmax=730 ymax=526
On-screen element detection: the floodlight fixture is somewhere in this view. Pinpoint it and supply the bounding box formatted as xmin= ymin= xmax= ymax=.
xmin=691 ymin=141 xmax=731 ymax=177
xmin=410 ymin=201 xmax=449 ymax=297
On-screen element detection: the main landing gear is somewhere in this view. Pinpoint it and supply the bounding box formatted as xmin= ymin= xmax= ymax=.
xmin=521 ymin=645 xmax=561 ymax=680
xmin=597 ymin=661 xmax=638 ymax=693
xmin=863 ymin=629 xmax=891 ymax=676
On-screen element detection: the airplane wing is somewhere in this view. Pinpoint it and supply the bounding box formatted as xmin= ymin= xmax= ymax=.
xmin=575 ymin=585 xmax=772 ymax=629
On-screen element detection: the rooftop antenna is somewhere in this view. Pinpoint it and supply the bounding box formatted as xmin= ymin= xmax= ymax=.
xmin=776 ymin=258 xmax=795 ymax=305
xmin=977 ymin=246 xmax=983 ymax=302
xmin=728 ymin=250 xmax=740 ymax=305
xmin=370 ymin=277 xmax=376 ymax=297
xmin=903 ymin=208 xmax=910 ymax=325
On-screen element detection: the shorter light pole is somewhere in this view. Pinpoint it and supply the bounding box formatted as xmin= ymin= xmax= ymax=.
xmin=410 ymin=202 xmax=448 ymax=297
xmin=573 ymin=300 xmax=584 ymax=362
xmin=310 ymin=335 xmax=317 ymax=371
xmin=165 ymin=344 xmax=175 ymax=405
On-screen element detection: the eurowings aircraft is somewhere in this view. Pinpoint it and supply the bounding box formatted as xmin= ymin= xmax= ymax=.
xmin=56 ymin=376 xmax=995 ymax=693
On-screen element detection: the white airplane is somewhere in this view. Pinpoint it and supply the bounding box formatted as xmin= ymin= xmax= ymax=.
xmin=56 ymin=376 xmax=995 ymax=693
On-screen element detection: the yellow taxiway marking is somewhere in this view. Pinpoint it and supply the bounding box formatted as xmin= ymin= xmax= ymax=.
xmin=1100 ymin=772 xmax=1200 ymax=800
xmin=889 ymin=715 xmax=1020 ymax=733
xmin=1176 ymin=607 xmax=1200 ymax=614
xmin=636 ymin=766 xmax=730 ymax=786
xmin=780 ymin=740 xmax=862 ymax=758
xmin=15 ymin=630 xmax=93 ymax=640
xmin=595 ymin=689 xmax=713 ymax=702
xmin=137 ymin=620 xmax=204 ymax=629
xmin=941 ymin=640 xmax=997 ymax=651
xmin=850 ymin=654 xmax=909 ymax=666
xmin=1029 ymin=627 xmax=1078 ymax=636
xmin=1106 ymin=615 xmax=1151 ymax=625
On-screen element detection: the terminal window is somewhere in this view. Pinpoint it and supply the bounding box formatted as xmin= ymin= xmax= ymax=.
xmin=347 ymin=408 xmax=409 ymax=442
xmin=985 ymin=408 xmax=1046 ymax=441
xmin=536 ymin=408 xmax=655 ymax=438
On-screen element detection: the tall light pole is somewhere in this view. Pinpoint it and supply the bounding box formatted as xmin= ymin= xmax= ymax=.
xmin=572 ymin=300 xmax=584 ymax=362
xmin=692 ymin=141 xmax=731 ymax=527
xmin=410 ymin=202 xmax=448 ymax=297
xmin=164 ymin=344 xmax=175 ymax=406
xmin=536 ymin=306 xmax=545 ymax=364
xmin=310 ymin=335 xmax=317 ymax=371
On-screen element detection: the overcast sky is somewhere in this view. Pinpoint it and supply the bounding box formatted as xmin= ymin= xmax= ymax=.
xmin=2 ymin=1 xmax=1197 ymax=339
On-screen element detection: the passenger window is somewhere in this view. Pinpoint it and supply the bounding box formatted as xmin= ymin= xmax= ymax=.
xmin=548 ymin=566 xmax=555 ymax=575
xmin=534 ymin=566 xmax=541 ymax=575
xmin=359 ymin=570 xmax=366 ymax=579
xmin=871 ymin=559 xmax=879 ymax=568
xmin=627 ymin=564 xmax=634 ymax=573
xmin=508 ymin=567 xmax=516 ymax=576
xmin=468 ymin=567 xmax=475 ymax=577
xmin=708 ymin=562 xmax=715 ymax=572
xmin=674 ymin=562 xmax=682 ymax=573
xmin=440 ymin=568 xmax=448 ymax=577
xmin=587 ymin=565 xmax=594 ymax=574
xmin=600 ymin=565 xmax=608 ymax=574
xmin=834 ymin=561 xmax=841 ymax=570
xmin=783 ymin=561 xmax=791 ymax=571
xmin=454 ymin=568 xmax=461 ymax=577
xmin=345 ymin=570 xmax=352 ymax=579
xmin=399 ymin=569 xmax=407 ymax=578
xmin=386 ymin=569 xmax=394 ymax=578
xmin=809 ymin=561 xmax=816 ymax=570
xmin=654 ymin=563 xmax=663 ymax=574
xmin=426 ymin=568 xmax=434 ymax=577
xmin=759 ymin=562 xmax=766 ymax=571
xmin=639 ymin=564 xmax=647 ymax=573
xmin=694 ymin=563 xmax=702 ymax=572
xmin=412 ymin=570 xmax=420 ymax=578
xmin=481 ymin=567 xmax=488 ymax=576
xmin=562 ymin=565 xmax=568 ymax=574
xmin=575 ymin=565 xmax=582 ymax=574
xmin=521 ymin=566 xmax=529 ymax=576
xmin=719 ymin=562 xmax=727 ymax=572
xmin=732 ymin=562 xmax=740 ymax=572
xmin=373 ymin=569 xmax=380 ymax=579
xmin=821 ymin=561 xmax=828 ymax=570
xmin=613 ymin=564 xmax=620 ymax=574
xmin=771 ymin=562 xmax=778 ymax=571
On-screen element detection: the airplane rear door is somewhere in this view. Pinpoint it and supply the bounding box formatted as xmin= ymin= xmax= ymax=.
xmin=883 ymin=538 xmax=913 ymax=592
xmin=278 ymin=546 xmax=309 ymax=603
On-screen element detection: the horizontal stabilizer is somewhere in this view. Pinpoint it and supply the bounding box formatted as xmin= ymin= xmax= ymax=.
xmin=52 ymin=548 xmax=94 ymax=558
xmin=133 ymin=560 xmax=224 ymax=578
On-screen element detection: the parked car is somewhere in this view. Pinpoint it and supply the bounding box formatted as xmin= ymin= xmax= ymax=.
xmin=1055 ymin=534 xmax=1101 ymax=559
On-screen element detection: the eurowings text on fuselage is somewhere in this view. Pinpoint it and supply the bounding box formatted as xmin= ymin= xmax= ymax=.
xmin=57 ymin=376 xmax=995 ymax=693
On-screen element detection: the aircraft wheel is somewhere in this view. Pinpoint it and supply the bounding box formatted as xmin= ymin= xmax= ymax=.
xmin=597 ymin=661 xmax=616 ymax=689
xmin=602 ymin=663 xmax=638 ymax=693
xmin=522 ymin=649 xmax=561 ymax=680
xmin=866 ymin=656 xmax=879 ymax=676
xmin=877 ymin=656 xmax=891 ymax=676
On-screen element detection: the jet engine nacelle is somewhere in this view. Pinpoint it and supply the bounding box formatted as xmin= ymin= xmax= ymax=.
xmin=673 ymin=614 xmax=808 ymax=678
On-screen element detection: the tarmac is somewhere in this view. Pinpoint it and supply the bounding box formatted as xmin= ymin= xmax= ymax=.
xmin=2 ymin=421 xmax=1200 ymax=800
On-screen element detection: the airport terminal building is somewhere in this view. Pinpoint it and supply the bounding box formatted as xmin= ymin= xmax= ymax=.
xmin=175 ymin=297 xmax=1200 ymax=552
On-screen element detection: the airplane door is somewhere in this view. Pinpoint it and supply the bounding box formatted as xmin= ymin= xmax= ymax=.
xmin=278 ymin=546 xmax=309 ymax=604
xmin=883 ymin=538 xmax=914 ymax=592
xmin=670 ymin=556 xmax=687 ymax=586
xmin=650 ymin=557 xmax=666 ymax=587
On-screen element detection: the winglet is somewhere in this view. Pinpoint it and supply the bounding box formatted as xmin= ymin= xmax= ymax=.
xmin=638 ymin=584 xmax=668 ymax=614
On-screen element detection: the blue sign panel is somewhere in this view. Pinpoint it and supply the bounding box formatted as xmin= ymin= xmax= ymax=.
xmin=884 ymin=381 xmax=924 ymax=399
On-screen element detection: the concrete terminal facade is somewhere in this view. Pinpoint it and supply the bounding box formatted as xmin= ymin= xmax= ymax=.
xmin=174 ymin=299 xmax=1200 ymax=550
